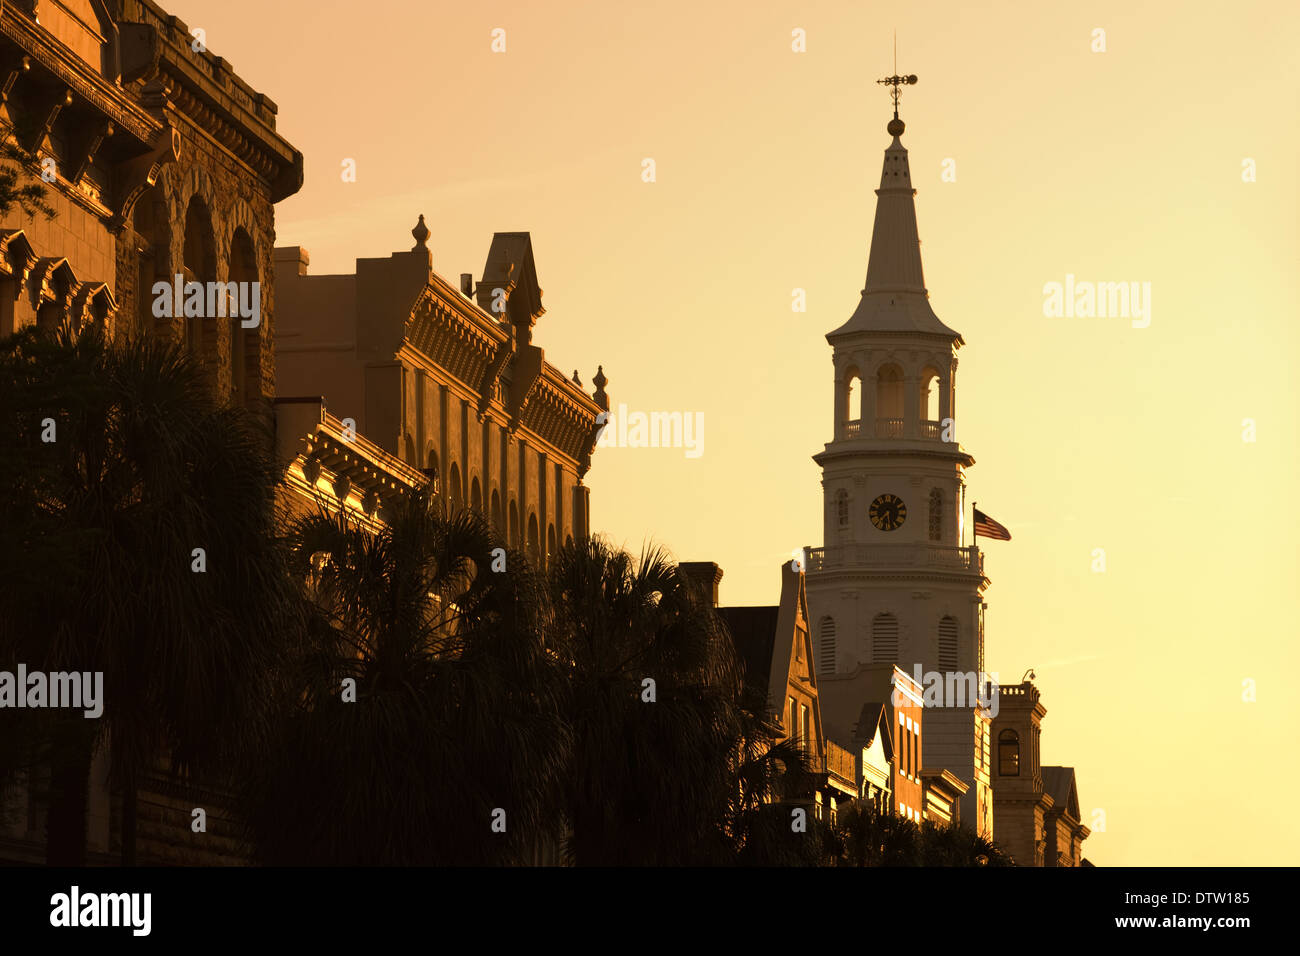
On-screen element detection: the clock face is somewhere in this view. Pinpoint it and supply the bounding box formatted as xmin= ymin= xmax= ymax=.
xmin=869 ymin=493 xmax=907 ymax=531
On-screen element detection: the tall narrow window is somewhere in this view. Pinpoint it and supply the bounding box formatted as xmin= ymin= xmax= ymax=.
xmin=818 ymin=616 xmax=836 ymax=675
xmin=938 ymin=616 xmax=959 ymax=672
xmin=844 ymin=369 xmax=860 ymax=431
xmin=872 ymin=612 xmax=898 ymax=664
xmin=229 ymin=228 xmax=258 ymax=408
xmin=876 ymin=364 xmax=904 ymax=436
xmin=836 ymin=489 xmax=849 ymax=527
xmin=800 ymin=704 xmax=809 ymax=749
xmin=788 ymin=696 xmax=797 ymax=740
xmin=998 ymin=730 xmax=1020 ymax=776
xmin=928 ymin=487 xmax=943 ymax=541
xmin=920 ymin=368 xmax=941 ymax=424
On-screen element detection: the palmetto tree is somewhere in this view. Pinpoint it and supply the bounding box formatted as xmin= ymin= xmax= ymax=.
xmin=239 ymin=489 xmax=569 ymax=865
xmin=0 ymin=323 xmax=299 ymax=865
xmin=831 ymin=800 xmax=923 ymax=866
xmin=831 ymin=800 xmax=1013 ymax=866
xmin=547 ymin=538 xmax=750 ymax=864
xmin=918 ymin=818 xmax=1013 ymax=867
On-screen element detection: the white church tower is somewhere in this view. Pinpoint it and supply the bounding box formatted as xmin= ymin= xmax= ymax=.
xmin=806 ymin=80 xmax=994 ymax=835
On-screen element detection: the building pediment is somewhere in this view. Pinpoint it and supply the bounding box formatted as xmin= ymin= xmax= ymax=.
xmin=27 ymin=0 xmax=118 ymax=79
xmin=475 ymin=232 xmax=545 ymax=327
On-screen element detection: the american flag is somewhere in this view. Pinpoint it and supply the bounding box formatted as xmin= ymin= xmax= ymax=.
xmin=973 ymin=508 xmax=1011 ymax=541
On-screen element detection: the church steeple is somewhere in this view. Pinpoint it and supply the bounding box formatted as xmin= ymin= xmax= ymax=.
xmin=833 ymin=77 xmax=960 ymax=340
xmin=864 ymin=127 xmax=925 ymax=295
xmin=806 ymin=76 xmax=994 ymax=842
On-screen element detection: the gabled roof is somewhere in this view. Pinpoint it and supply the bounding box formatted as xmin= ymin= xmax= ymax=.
xmin=856 ymin=702 xmax=893 ymax=764
xmin=475 ymin=232 xmax=545 ymax=325
xmin=718 ymin=605 xmax=779 ymax=715
xmin=1042 ymin=766 xmax=1082 ymax=821
xmin=719 ymin=562 xmax=818 ymax=722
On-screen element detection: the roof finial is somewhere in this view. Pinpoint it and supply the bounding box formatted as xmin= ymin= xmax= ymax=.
xmin=592 ymin=365 xmax=608 ymax=410
xmin=411 ymin=213 xmax=430 ymax=250
xmin=877 ymin=35 xmax=917 ymax=137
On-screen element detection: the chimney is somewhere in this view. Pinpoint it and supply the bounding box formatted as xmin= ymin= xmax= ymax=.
xmin=679 ymin=561 xmax=723 ymax=607
xmin=460 ymin=273 xmax=474 ymax=297
xmin=274 ymin=245 xmax=310 ymax=277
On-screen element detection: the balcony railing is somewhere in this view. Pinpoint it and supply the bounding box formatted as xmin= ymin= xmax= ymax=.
xmin=839 ymin=418 xmax=951 ymax=442
xmin=805 ymin=543 xmax=984 ymax=575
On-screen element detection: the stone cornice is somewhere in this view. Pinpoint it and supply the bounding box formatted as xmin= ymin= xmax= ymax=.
xmin=806 ymin=567 xmax=989 ymax=590
xmin=122 ymin=1 xmax=301 ymax=200
xmin=814 ymin=443 xmax=976 ymax=468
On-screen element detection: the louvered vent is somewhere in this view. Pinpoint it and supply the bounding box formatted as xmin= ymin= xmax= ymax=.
xmin=872 ymin=613 xmax=898 ymax=664
xmin=819 ymin=617 xmax=836 ymax=674
xmin=938 ymin=616 xmax=959 ymax=671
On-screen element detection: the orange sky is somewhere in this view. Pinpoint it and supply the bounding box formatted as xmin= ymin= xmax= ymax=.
xmin=165 ymin=0 xmax=1300 ymax=865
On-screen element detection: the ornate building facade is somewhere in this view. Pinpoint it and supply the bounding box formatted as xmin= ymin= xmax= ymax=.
xmin=274 ymin=224 xmax=606 ymax=562
xmin=1 ymin=0 xmax=301 ymax=417
xmin=0 ymin=0 xmax=302 ymax=864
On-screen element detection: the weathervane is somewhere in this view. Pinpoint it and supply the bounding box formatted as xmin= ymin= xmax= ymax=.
xmin=876 ymin=33 xmax=917 ymax=127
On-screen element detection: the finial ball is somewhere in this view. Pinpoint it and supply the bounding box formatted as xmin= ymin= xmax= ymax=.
xmin=411 ymin=214 xmax=430 ymax=247
xmin=887 ymin=117 xmax=905 ymax=137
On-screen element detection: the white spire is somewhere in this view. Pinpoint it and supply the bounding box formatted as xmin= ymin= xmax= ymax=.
xmin=832 ymin=119 xmax=960 ymax=340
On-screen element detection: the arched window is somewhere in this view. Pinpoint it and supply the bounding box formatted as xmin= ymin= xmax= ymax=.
xmin=875 ymin=364 xmax=903 ymax=434
xmin=182 ymin=197 xmax=215 ymax=361
xmin=527 ymin=513 xmax=540 ymax=563
xmin=818 ymin=616 xmax=837 ymax=675
xmin=134 ymin=196 xmax=168 ymax=337
xmin=470 ymin=476 xmax=482 ymax=514
xmin=836 ymin=489 xmax=849 ymax=528
xmin=547 ymin=523 xmax=557 ymax=563
xmin=938 ymin=616 xmax=959 ymax=672
xmin=998 ymin=730 xmax=1020 ymax=776
xmin=843 ymin=366 xmax=861 ymax=435
xmin=448 ymin=463 xmax=463 ymax=513
xmin=491 ymin=489 xmax=502 ymax=532
xmin=920 ymin=367 xmax=941 ymax=423
xmin=928 ymin=488 xmax=943 ymax=542
xmin=871 ymin=612 xmax=898 ymax=664
xmin=229 ymin=228 xmax=258 ymax=407
xmin=509 ymin=501 xmax=520 ymax=548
